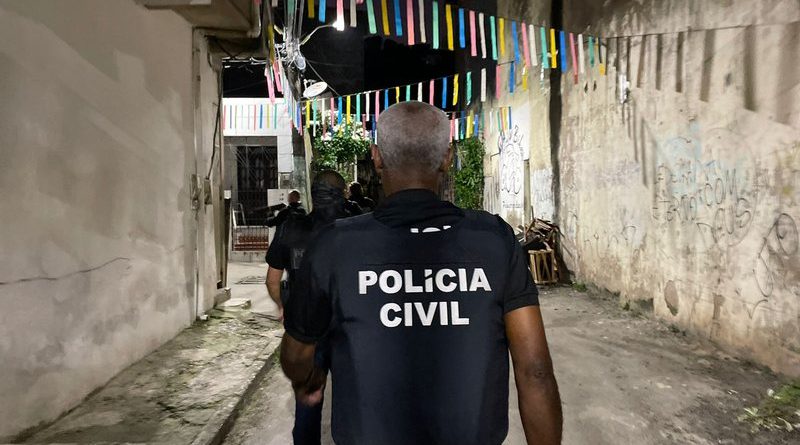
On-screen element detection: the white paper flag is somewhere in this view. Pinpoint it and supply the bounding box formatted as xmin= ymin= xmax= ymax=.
xmin=417 ymin=82 xmax=423 ymax=101
xmin=418 ymin=0 xmax=427 ymax=43
xmin=529 ymin=24 xmax=538 ymax=66
xmin=578 ymin=34 xmax=585 ymax=74
xmin=350 ymin=0 xmax=357 ymax=27
xmin=479 ymin=13 xmax=487 ymax=59
xmin=480 ymin=68 xmax=487 ymax=102
xmin=366 ymin=91 xmax=371 ymax=121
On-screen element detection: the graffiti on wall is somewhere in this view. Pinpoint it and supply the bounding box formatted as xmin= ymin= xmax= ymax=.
xmin=531 ymin=168 xmax=555 ymax=220
xmin=754 ymin=213 xmax=800 ymax=299
xmin=651 ymin=130 xmax=759 ymax=249
xmin=499 ymin=126 xmax=524 ymax=210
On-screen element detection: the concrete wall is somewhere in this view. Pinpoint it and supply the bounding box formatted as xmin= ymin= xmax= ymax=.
xmin=488 ymin=0 xmax=800 ymax=375
xmin=0 ymin=0 xmax=221 ymax=438
xmin=483 ymin=1 xmax=553 ymax=229
xmin=554 ymin=0 xmax=800 ymax=375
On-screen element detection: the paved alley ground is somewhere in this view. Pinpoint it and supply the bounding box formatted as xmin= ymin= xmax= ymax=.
xmin=223 ymin=285 xmax=797 ymax=445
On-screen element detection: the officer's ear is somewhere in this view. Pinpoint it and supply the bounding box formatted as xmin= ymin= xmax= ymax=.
xmin=438 ymin=145 xmax=454 ymax=173
xmin=371 ymin=145 xmax=384 ymax=174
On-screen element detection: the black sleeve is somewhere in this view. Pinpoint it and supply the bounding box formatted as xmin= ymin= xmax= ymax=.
xmin=265 ymin=227 xmax=289 ymax=270
xmin=266 ymin=208 xmax=289 ymax=227
xmin=283 ymin=234 xmax=334 ymax=344
xmin=499 ymin=218 xmax=540 ymax=313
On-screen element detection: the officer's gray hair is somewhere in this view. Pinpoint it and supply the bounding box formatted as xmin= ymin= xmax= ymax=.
xmin=376 ymin=101 xmax=451 ymax=173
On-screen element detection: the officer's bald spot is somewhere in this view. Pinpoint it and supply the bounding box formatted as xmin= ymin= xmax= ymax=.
xmin=376 ymin=101 xmax=450 ymax=173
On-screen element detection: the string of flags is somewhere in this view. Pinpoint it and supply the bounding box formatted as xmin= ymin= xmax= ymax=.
xmin=287 ymin=69 xmax=517 ymax=142
xmin=260 ymin=1 xmax=613 ymax=142
xmin=299 ymin=0 xmax=608 ymax=78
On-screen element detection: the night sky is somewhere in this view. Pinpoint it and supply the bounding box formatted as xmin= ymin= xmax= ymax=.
xmin=223 ymin=0 xmax=498 ymax=111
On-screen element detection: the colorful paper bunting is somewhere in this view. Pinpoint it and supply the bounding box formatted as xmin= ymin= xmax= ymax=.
xmin=480 ymin=67 xmax=487 ymax=102
xmin=406 ymin=0 xmax=415 ymax=45
xmin=381 ymin=0 xmax=390 ymax=35
xmin=393 ymin=0 xmax=403 ymax=36
xmin=445 ymin=4 xmax=454 ymax=50
xmin=469 ymin=10 xmax=477 ymax=57
xmin=479 ymin=12 xmax=487 ymax=59
xmin=453 ymin=73 xmax=459 ymax=106
xmin=366 ymin=0 xmax=377 ymax=33
xmin=466 ymin=71 xmax=472 ymax=105
xmin=490 ymin=16 xmax=497 ymax=60
xmin=418 ymin=0 xmax=426 ymax=43
xmin=521 ymin=22 xmax=530 ymax=67
xmin=432 ymin=1 xmax=439 ymax=49
xmin=498 ymin=18 xmax=505 ymax=59
xmin=458 ymin=8 xmax=466 ymax=49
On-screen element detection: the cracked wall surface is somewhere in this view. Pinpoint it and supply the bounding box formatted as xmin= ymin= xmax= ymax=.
xmin=0 ymin=0 xmax=220 ymax=439
xmin=490 ymin=0 xmax=800 ymax=375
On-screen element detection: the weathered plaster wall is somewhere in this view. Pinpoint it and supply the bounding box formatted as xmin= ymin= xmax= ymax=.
xmin=558 ymin=0 xmax=800 ymax=375
xmin=0 ymin=0 xmax=220 ymax=438
xmin=484 ymin=1 xmax=553 ymax=229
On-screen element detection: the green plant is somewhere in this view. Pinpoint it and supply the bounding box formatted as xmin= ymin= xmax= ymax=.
xmin=739 ymin=380 xmax=800 ymax=432
xmin=453 ymin=137 xmax=485 ymax=210
xmin=312 ymin=121 xmax=370 ymax=180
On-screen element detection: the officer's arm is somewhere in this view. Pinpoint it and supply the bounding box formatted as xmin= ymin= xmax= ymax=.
xmin=280 ymin=335 xmax=326 ymax=405
xmin=266 ymin=266 xmax=283 ymax=314
xmin=506 ymin=306 xmax=562 ymax=445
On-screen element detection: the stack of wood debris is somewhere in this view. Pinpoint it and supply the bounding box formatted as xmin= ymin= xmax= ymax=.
xmin=519 ymin=219 xmax=561 ymax=285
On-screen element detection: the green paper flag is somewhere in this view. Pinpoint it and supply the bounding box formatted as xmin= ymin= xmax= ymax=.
xmin=466 ymin=71 xmax=472 ymax=105
xmin=540 ymin=26 xmax=549 ymax=69
xmin=366 ymin=0 xmax=377 ymax=34
xmin=432 ymin=1 xmax=440 ymax=49
xmin=490 ymin=16 xmax=498 ymax=61
xmin=405 ymin=84 xmax=411 ymax=101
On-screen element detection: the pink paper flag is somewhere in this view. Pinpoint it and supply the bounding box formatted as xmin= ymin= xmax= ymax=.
xmin=374 ymin=90 xmax=380 ymax=120
xmin=266 ymin=70 xmax=275 ymax=104
xmin=521 ymin=22 xmax=531 ymax=67
xmin=570 ymin=32 xmax=579 ymax=84
xmin=429 ymin=79 xmax=435 ymax=105
xmin=273 ymin=60 xmax=283 ymax=93
xmin=337 ymin=0 xmax=344 ymax=24
xmin=469 ymin=10 xmax=477 ymax=57
xmin=450 ymin=117 xmax=455 ymax=140
xmin=406 ymin=0 xmax=415 ymax=45
xmin=330 ymin=97 xmax=335 ymax=125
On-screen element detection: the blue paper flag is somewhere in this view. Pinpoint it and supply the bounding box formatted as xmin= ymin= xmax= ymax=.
xmin=393 ymin=0 xmax=403 ymax=37
xmin=512 ymin=21 xmax=520 ymax=63
xmin=441 ymin=77 xmax=447 ymax=109
xmin=560 ymin=30 xmax=567 ymax=72
xmin=458 ymin=8 xmax=466 ymax=49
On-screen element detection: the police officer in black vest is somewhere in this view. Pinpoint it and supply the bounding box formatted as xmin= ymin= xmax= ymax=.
xmin=281 ymin=102 xmax=563 ymax=445
xmin=266 ymin=170 xmax=354 ymax=445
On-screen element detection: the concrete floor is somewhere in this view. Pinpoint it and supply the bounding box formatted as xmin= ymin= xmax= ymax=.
xmin=223 ymin=286 xmax=796 ymax=445
xmin=226 ymin=261 xmax=281 ymax=316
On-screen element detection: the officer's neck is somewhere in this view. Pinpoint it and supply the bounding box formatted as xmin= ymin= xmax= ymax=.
xmin=381 ymin=171 xmax=439 ymax=197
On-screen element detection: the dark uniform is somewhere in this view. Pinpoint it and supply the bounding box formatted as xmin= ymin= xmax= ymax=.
xmin=285 ymin=189 xmax=539 ymax=445
xmin=267 ymin=201 xmax=306 ymax=228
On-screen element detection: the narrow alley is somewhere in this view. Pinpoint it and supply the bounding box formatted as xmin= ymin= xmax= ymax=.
xmin=222 ymin=285 xmax=796 ymax=445
xmin=2 ymin=0 xmax=799 ymax=444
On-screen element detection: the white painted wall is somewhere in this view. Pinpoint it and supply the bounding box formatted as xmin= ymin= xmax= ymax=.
xmin=0 ymin=0 xmax=220 ymax=438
